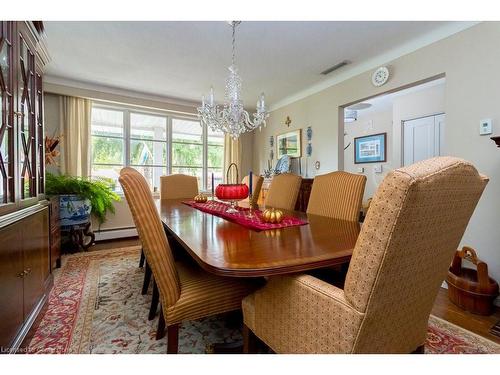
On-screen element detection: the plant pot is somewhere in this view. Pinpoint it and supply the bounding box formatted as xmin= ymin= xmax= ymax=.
xmin=59 ymin=194 xmax=92 ymax=227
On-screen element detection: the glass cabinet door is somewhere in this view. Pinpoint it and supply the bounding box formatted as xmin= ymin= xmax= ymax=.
xmin=0 ymin=22 xmax=14 ymax=206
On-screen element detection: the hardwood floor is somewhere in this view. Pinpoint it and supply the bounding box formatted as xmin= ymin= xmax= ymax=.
xmin=85 ymin=237 xmax=500 ymax=344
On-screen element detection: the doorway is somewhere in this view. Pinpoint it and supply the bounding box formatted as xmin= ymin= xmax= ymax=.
xmin=341 ymin=76 xmax=446 ymax=202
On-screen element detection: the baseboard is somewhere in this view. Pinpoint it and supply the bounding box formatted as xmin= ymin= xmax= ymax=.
xmin=94 ymin=227 xmax=137 ymax=241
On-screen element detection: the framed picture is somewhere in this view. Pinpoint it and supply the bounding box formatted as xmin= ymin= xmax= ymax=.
xmin=354 ymin=132 xmax=387 ymax=164
xmin=276 ymin=129 xmax=302 ymax=159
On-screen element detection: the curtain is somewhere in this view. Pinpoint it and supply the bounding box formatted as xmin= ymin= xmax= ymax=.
xmin=59 ymin=96 xmax=92 ymax=177
xmin=223 ymin=134 xmax=242 ymax=183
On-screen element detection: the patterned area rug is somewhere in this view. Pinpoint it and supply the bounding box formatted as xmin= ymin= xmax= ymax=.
xmin=28 ymin=246 xmax=500 ymax=354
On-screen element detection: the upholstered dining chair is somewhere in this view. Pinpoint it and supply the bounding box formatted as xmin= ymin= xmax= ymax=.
xmin=242 ymin=157 xmax=488 ymax=353
xmin=160 ymin=173 xmax=199 ymax=200
xmin=307 ymin=171 xmax=366 ymax=222
xmin=265 ymin=173 xmax=302 ymax=211
xmin=119 ymin=167 xmax=260 ymax=353
xmin=137 ymin=173 xmax=199 ymax=304
xmin=242 ymin=174 xmax=264 ymax=207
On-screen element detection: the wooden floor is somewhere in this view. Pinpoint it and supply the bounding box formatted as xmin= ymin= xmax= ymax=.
xmin=85 ymin=237 xmax=500 ymax=344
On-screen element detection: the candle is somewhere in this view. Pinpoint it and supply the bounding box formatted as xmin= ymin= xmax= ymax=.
xmin=211 ymin=172 xmax=214 ymax=198
xmin=249 ymin=171 xmax=253 ymax=196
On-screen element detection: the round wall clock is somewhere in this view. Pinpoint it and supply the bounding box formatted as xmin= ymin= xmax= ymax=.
xmin=371 ymin=66 xmax=390 ymax=87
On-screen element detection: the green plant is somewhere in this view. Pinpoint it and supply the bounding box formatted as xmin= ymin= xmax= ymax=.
xmin=45 ymin=173 xmax=121 ymax=224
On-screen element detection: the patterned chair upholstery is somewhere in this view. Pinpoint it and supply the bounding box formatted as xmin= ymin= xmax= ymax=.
xmin=119 ymin=167 xmax=259 ymax=353
xmin=242 ymin=157 xmax=488 ymax=353
xmin=265 ymin=173 xmax=302 ymax=211
xmin=242 ymin=174 xmax=264 ymax=207
xmin=307 ymin=171 xmax=366 ymax=221
xmin=160 ymin=174 xmax=198 ymax=200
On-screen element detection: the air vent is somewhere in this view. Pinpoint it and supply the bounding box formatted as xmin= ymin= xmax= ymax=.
xmin=320 ymin=60 xmax=350 ymax=75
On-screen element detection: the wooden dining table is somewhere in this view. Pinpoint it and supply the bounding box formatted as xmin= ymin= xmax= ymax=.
xmin=157 ymin=199 xmax=361 ymax=278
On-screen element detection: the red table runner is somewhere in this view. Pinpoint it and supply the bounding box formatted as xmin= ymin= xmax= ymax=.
xmin=182 ymin=200 xmax=308 ymax=231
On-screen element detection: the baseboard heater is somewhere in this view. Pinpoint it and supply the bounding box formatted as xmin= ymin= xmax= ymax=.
xmin=94 ymin=227 xmax=138 ymax=241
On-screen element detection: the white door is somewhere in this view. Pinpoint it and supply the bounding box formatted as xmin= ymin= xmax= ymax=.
xmin=403 ymin=114 xmax=445 ymax=166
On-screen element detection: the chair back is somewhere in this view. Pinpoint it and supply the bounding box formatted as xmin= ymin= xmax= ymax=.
xmin=265 ymin=173 xmax=302 ymax=211
xmin=307 ymin=171 xmax=366 ymax=221
xmin=119 ymin=167 xmax=180 ymax=307
xmin=160 ymin=174 xmax=199 ymax=199
xmin=242 ymin=174 xmax=264 ymax=206
xmin=344 ymin=157 xmax=488 ymax=353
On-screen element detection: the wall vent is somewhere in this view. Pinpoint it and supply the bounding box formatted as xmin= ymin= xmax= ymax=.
xmin=320 ymin=60 xmax=350 ymax=75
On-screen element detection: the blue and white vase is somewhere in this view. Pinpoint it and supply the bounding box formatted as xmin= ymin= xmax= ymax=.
xmin=59 ymin=194 xmax=92 ymax=227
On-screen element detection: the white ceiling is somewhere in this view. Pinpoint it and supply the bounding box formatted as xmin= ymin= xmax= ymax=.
xmin=44 ymin=21 xmax=469 ymax=109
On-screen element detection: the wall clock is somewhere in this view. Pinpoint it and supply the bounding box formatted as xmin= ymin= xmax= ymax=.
xmin=371 ymin=66 xmax=390 ymax=87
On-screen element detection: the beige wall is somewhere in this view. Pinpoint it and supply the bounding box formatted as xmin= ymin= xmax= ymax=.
xmin=252 ymin=22 xmax=500 ymax=285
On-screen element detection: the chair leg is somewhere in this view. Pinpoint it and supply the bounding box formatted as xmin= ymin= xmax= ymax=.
xmin=156 ymin=308 xmax=166 ymax=340
xmin=139 ymin=248 xmax=145 ymax=268
xmin=149 ymin=280 xmax=159 ymax=320
xmin=411 ymin=344 xmax=425 ymax=354
xmin=243 ymin=324 xmax=258 ymax=354
xmin=167 ymin=324 xmax=179 ymax=354
xmin=142 ymin=261 xmax=152 ymax=295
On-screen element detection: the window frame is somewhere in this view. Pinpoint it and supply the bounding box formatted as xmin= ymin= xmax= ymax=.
xmin=90 ymin=101 xmax=224 ymax=193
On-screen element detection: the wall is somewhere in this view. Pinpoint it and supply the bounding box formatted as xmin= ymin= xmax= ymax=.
xmin=252 ymin=22 xmax=500 ymax=286
xmin=344 ymin=108 xmax=393 ymax=201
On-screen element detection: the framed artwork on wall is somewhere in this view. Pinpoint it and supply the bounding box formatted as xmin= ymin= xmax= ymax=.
xmin=277 ymin=129 xmax=302 ymax=159
xmin=354 ymin=132 xmax=387 ymax=164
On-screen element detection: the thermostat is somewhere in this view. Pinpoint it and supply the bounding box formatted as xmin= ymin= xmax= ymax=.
xmin=479 ymin=119 xmax=492 ymax=135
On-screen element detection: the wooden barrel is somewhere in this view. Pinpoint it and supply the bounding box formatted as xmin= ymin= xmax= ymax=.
xmin=446 ymin=246 xmax=499 ymax=315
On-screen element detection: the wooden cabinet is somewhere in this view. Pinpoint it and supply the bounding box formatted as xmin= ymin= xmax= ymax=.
xmin=0 ymin=21 xmax=50 ymax=353
xmin=0 ymin=206 xmax=50 ymax=352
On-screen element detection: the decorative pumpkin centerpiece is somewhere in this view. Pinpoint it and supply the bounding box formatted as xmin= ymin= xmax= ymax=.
xmin=261 ymin=208 xmax=284 ymax=224
xmin=194 ymin=193 xmax=208 ymax=203
xmin=215 ymin=163 xmax=249 ymax=213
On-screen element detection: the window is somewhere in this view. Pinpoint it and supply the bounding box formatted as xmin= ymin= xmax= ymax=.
xmin=90 ymin=103 xmax=224 ymax=193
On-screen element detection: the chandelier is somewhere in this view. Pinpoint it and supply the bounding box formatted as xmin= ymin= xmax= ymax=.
xmin=197 ymin=21 xmax=269 ymax=139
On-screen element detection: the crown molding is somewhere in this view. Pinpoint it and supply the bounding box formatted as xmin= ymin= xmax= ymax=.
xmin=44 ymin=75 xmax=200 ymax=109
xmin=269 ymin=21 xmax=479 ymax=112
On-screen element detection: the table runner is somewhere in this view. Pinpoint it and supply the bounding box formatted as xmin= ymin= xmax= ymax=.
xmin=182 ymin=200 xmax=308 ymax=231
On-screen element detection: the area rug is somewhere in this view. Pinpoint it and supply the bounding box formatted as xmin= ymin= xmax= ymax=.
xmin=27 ymin=246 xmax=500 ymax=354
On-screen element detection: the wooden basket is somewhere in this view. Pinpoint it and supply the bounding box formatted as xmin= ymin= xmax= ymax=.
xmin=446 ymin=246 xmax=499 ymax=315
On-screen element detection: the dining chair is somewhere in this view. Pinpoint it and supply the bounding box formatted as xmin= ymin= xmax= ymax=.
xmin=160 ymin=174 xmax=199 ymax=200
xmin=307 ymin=171 xmax=366 ymax=222
xmin=242 ymin=157 xmax=488 ymax=353
xmin=119 ymin=167 xmax=260 ymax=353
xmin=137 ymin=173 xmax=198 ymax=301
xmin=265 ymin=173 xmax=302 ymax=211
xmin=242 ymin=174 xmax=264 ymax=207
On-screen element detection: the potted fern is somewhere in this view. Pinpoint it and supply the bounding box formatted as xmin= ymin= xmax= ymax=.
xmin=45 ymin=173 xmax=121 ymax=226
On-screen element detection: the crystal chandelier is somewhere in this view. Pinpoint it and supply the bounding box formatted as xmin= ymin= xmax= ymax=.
xmin=198 ymin=21 xmax=269 ymax=139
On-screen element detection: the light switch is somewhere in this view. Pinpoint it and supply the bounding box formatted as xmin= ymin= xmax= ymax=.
xmin=479 ymin=119 xmax=492 ymax=135
xmin=357 ymin=167 xmax=364 ymax=173
xmin=374 ymin=165 xmax=383 ymax=173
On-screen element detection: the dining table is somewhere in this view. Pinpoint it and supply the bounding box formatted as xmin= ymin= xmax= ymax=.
xmin=157 ymin=198 xmax=360 ymax=277
xmin=156 ymin=198 xmax=361 ymax=352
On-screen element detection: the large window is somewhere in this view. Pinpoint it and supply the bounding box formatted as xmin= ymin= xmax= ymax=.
xmin=90 ymin=104 xmax=224 ymax=193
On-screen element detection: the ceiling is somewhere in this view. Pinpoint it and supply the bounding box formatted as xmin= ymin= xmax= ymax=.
xmin=44 ymin=21 xmax=468 ymax=109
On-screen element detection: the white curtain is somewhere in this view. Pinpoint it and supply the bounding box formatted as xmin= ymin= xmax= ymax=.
xmin=223 ymin=134 xmax=242 ymax=183
xmin=59 ymin=96 xmax=92 ymax=177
